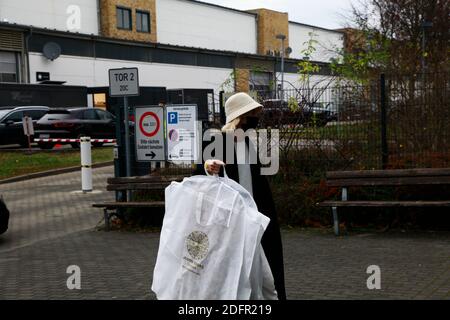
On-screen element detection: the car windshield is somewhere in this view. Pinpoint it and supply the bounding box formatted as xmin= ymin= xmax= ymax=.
xmin=0 ymin=109 xmax=11 ymax=120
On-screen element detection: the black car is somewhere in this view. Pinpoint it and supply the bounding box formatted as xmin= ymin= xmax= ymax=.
xmin=35 ymin=107 xmax=116 ymax=149
xmin=0 ymin=106 xmax=49 ymax=147
xmin=261 ymin=99 xmax=296 ymax=127
xmin=303 ymin=102 xmax=338 ymax=126
xmin=0 ymin=196 xmax=9 ymax=235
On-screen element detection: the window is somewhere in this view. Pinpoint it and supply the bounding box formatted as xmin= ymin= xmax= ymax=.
xmin=96 ymin=109 xmax=114 ymax=120
xmin=24 ymin=109 xmax=48 ymax=120
xmin=116 ymin=7 xmax=132 ymax=30
xmin=83 ymin=109 xmax=99 ymax=120
xmin=249 ymin=71 xmax=273 ymax=92
xmin=0 ymin=51 xmax=18 ymax=83
xmin=4 ymin=111 xmax=23 ymax=123
xmin=94 ymin=93 xmax=106 ymax=110
xmin=136 ymin=10 xmax=150 ymax=33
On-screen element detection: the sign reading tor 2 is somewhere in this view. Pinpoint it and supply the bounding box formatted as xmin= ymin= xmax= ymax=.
xmin=108 ymin=67 xmax=139 ymax=97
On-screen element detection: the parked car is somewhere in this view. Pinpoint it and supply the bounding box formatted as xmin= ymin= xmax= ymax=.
xmin=303 ymin=102 xmax=338 ymax=126
xmin=35 ymin=107 xmax=116 ymax=149
xmin=261 ymin=99 xmax=338 ymax=127
xmin=0 ymin=106 xmax=49 ymax=147
xmin=0 ymin=196 xmax=9 ymax=235
xmin=261 ymin=99 xmax=296 ymax=127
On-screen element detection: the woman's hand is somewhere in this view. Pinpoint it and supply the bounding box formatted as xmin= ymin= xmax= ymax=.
xmin=205 ymin=159 xmax=225 ymax=175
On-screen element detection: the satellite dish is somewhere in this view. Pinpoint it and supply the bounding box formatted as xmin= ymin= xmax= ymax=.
xmin=285 ymin=47 xmax=293 ymax=55
xmin=43 ymin=42 xmax=61 ymax=61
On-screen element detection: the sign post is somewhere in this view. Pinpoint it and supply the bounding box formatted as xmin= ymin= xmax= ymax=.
xmin=22 ymin=116 xmax=34 ymax=153
xmin=135 ymin=106 xmax=166 ymax=162
xmin=109 ymin=67 xmax=139 ymax=181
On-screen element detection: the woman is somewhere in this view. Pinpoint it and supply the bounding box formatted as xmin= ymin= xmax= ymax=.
xmin=195 ymin=92 xmax=286 ymax=300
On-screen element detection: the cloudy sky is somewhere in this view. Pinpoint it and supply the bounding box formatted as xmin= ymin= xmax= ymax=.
xmin=201 ymin=0 xmax=355 ymax=30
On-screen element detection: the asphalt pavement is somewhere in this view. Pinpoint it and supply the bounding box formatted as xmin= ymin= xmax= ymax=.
xmin=0 ymin=166 xmax=449 ymax=300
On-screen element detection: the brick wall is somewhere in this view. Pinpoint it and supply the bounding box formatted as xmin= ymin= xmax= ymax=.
xmin=248 ymin=9 xmax=289 ymax=58
xmin=99 ymin=0 xmax=157 ymax=43
xmin=235 ymin=68 xmax=250 ymax=92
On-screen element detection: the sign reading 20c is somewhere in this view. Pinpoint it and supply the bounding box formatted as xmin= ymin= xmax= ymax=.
xmin=108 ymin=68 xmax=140 ymax=97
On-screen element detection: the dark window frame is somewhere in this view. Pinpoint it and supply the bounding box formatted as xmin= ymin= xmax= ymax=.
xmin=136 ymin=10 xmax=151 ymax=33
xmin=4 ymin=111 xmax=23 ymax=123
xmin=0 ymin=51 xmax=19 ymax=83
xmin=96 ymin=109 xmax=114 ymax=120
xmin=116 ymin=6 xmax=132 ymax=31
xmin=83 ymin=109 xmax=100 ymax=120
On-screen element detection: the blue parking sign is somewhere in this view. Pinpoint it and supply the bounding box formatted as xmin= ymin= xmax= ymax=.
xmin=168 ymin=112 xmax=178 ymax=124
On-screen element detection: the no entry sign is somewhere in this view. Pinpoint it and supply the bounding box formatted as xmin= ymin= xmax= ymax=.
xmin=135 ymin=106 xmax=165 ymax=161
xmin=139 ymin=111 xmax=160 ymax=138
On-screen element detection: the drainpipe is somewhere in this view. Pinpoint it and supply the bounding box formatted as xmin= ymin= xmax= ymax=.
xmin=97 ymin=0 xmax=102 ymax=35
xmin=24 ymin=26 xmax=33 ymax=84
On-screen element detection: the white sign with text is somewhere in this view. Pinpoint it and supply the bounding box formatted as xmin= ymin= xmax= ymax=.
xmin=108 ymin=68 xmax=139 ymax=97
xmin=166 ymin=105 xmax=199 ymax=162
xmin=135 ymin=106 xmax=165 ymax=161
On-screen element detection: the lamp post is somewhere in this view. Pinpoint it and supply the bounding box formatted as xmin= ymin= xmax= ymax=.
xmin=420 ymin=20 xmax=433 ymax=75
xmin=276 ymin=34 xmax=286 ymax=101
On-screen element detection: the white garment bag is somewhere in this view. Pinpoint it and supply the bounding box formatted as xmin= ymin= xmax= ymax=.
xmin=151 ymin=169 xmax=277 ymax=300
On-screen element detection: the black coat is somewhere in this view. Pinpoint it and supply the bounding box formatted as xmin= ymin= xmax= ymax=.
xmin=194 ymin=132 xmax=286 ymax=300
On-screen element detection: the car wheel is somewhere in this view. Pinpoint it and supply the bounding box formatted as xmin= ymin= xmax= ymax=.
xmin=38 ymin=143 xmax=55 ymax=150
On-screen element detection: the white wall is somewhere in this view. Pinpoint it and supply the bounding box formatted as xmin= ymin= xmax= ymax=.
xmin=156 ymin=0 xmax=257 ymax=54
xmin=280 ymin=73 xmax=336 ymax=89
xmin=0 ymin=0 xmax=99 ymax=35
xmin=289 ymin=23 xmax=343 ymax=63
xmin=29 ymin=52 xmax=233 ymax=95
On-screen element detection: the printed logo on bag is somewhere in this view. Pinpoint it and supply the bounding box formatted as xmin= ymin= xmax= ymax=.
xmin=186 ymin=231 xmax=209 ymax=260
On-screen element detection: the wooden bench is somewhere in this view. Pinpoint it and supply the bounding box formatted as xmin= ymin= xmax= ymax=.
xmin=318 ymin=168 xmax=450 ymax=235
xmin=93 ymin=174 xmax=187 ymax=230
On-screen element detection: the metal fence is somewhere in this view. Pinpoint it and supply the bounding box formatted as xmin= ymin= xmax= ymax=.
xmin=127 ymin=73 xmax=449 ymax=177
xmin=255 ymin=73 xmax=450 ymax=175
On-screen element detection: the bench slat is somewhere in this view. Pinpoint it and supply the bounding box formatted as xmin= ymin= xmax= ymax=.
xmin=326 ymin=168 xmax=450 ymax=179
xmin=327 ymin=176 xmax=450 ymax=187
xmin=318 ymin=200 xmax=450 ymax=207
xmin=93 ymin=201 xmax=165 ymax=209
xmin=106 ymin=182 xmax=171 ymax=191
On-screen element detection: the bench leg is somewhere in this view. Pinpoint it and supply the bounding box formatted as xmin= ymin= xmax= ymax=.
xmin=104 ymin=208 xmax=110 ymax=232
xmin=332 ymin=206 xmax=339 ymax=236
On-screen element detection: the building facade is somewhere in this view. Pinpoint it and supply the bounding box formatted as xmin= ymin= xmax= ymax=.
xmin=0 ymin=0 xmax=344 ymax=108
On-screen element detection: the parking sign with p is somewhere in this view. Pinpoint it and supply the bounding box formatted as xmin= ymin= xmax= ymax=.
xmin=168 ymin=112 xmax=178 ymax=124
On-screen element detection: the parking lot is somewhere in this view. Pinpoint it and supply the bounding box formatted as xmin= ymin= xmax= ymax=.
xmin=0 ymin=166 xmax=449 ymax=300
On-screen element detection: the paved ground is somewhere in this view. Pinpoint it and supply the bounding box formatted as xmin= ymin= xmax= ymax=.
xmin=0 ymin=166 xmax=449 ymax=300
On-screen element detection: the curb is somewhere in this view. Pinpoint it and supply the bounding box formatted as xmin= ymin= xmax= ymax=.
xmin=0 ymin=161 xmax=114 ymax=185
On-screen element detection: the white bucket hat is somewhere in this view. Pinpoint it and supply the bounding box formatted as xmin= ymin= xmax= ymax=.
xmin=225 ymin=92 xmax=262 ymax=124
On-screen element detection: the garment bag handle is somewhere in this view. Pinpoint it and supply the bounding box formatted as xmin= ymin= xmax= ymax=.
xmin=204 ymin=160 xmax=229 ymax=179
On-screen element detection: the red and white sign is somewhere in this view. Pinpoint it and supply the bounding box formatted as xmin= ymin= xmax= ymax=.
xmin=135 ymin=106 xmax=165 ymax=161
xmin=139 ymin=111 xmax=160 ymax=138
xmin=22 ymin=116 xmax=34 ymax=136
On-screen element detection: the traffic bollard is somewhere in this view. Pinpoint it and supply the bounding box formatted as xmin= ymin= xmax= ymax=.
xmin=80 ymin=136 xmax=92 ymax=193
